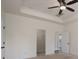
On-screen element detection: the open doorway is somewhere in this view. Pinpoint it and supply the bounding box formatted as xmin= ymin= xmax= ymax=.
xmin=37 ymin=29 xmax=46 ymax=56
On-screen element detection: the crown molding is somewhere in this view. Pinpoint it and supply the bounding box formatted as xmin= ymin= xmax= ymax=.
xmin=20 ymin=7 xmax=64 ymax=24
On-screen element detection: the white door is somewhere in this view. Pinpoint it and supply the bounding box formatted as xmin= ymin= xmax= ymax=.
xmin=1 ymin=16 xmax=6 ymax=59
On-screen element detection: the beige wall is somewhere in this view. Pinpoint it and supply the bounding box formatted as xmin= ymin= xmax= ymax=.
xmin=5 ymin=13 xmax=64 ymax=59
xmin=65 ymin=21 xmax=78 ymax=56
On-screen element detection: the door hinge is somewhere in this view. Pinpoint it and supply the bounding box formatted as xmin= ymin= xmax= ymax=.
xmin=3 ymin=26 xmax=5 ymax=30
xmin=3 ymin=57 xmax=5 ymax=59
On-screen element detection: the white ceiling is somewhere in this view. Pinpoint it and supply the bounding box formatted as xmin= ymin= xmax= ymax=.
xmin=2 ymin=0 xmax=78 ymax=21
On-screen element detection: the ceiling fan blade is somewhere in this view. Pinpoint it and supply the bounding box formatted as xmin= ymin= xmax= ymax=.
xmin=62 ymin=0 xmax=66 ymax=5
xmin=48 ymin=6 xmax=59 ymax=9
xmin=67 ymin=0 xmax=78 ymax=5
xmin=57 ymin=0 xmax=62 ymax=4
xmin=66 ymin=7 xmax=75 ymax=12
xmin=58 ymin=9 xmax=63 ymax=15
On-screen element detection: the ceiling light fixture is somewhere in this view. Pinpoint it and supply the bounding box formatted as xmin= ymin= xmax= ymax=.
xmin=60 ymin=6 xmax=66 ymax=10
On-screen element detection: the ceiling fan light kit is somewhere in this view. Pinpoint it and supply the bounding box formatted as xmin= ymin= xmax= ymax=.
xmin=60 ymin=6 xmax=66 ymax=10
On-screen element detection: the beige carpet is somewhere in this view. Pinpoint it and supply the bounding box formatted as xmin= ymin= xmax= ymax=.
xmin=27 ymin=54 xmax=77 ymax=59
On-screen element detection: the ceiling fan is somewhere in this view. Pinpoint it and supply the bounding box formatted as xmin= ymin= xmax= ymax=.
xmin=48 ymin=0 xmax=78 ymax=15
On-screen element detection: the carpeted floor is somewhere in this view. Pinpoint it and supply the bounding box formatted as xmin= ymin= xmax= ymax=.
xmin=27 ymin=54 xmax=77 ymax=59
